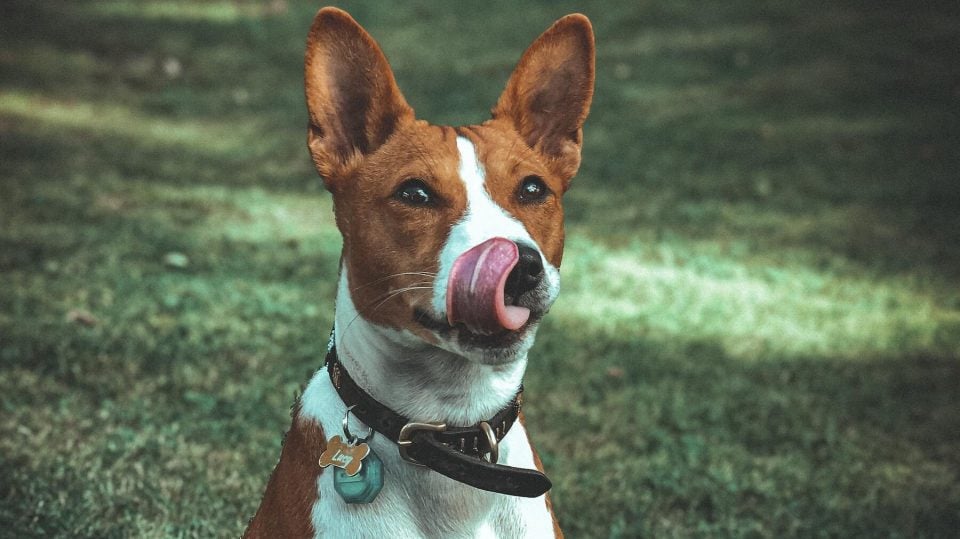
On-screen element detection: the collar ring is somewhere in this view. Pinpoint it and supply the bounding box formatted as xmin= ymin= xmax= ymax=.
xmin=343 ymin=405 xmax=374 ymax=444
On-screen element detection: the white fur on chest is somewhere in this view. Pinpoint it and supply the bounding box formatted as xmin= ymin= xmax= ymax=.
xmin=299 ymin=370 xmax=555 ymax=538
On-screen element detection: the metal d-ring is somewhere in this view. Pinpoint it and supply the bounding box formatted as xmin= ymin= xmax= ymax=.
xmin=478 ymin=421 xmax=499 ymax=464
xmin=342 ymin=405 xmax=374 ymax=445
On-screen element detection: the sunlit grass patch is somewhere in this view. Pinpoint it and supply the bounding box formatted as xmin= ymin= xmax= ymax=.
xmin=557 ymin=235 xmax=958 ymax=361
xmin=94 ymin=181 xmax=340 ymax=245
xmin=0 ymin=92 xmax=250 ymax=153
xmin=90 ymin=0 xmax=282 ymax=23
xmin=641 ymin=24 xmax=771 ymax=53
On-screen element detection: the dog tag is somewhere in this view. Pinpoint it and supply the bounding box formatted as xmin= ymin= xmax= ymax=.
xmin=333 ymin=447 xmax=383 ymax=504
xmin=319 ymin=435 xmax=369 ymax=476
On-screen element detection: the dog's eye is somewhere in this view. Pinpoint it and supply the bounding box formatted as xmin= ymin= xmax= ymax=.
xmin=517 ymin=176 xmax=549 ymax=204
xmin=395 ymin=179 xmax=434 ymax=206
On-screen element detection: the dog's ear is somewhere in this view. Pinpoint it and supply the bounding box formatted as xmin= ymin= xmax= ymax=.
xmin=492 ymin=14 xmax=595 ymax=186
xmin=305 ymin=7 xmax=414 ymax=185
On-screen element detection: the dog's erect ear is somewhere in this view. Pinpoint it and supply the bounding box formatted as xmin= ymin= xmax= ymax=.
xmin=492 ymin=14 xmax=595 ymax=185
xmin=305 ymin=7 xmax=414 ymax=184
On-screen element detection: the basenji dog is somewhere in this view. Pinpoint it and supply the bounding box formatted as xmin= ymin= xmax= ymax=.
xmin=245 ymin=7 xmax=593 ymax=538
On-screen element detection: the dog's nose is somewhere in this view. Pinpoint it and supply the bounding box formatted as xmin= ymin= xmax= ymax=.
xmin=504 ymin=242 xmax=544 ymax=300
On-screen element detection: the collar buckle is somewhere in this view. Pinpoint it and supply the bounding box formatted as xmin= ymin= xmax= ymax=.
xmin=478 ymin=421 xmax=500 ymax=464
xmin=397 ymin=421 xmax=447 ymax=466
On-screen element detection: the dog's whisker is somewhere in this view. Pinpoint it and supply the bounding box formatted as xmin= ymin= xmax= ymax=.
xmin=350 ymin=272 xmax=438 ymax=292
xmin=340 ymin=285 xmax=435 ymax=340
xmin=367 ymin=286 xmax=434 ymax=313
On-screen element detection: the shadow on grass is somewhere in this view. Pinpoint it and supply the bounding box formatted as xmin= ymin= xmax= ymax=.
xmin=528 ymin=324 xmax=960 ymax=537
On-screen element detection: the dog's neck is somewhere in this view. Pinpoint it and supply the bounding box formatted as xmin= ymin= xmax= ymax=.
xmin=333 ymin=269 xmax=527 ymax=427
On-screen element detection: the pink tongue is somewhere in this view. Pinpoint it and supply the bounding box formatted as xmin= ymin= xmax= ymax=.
xmin=446 ymin=237 xmax=531 ymax=334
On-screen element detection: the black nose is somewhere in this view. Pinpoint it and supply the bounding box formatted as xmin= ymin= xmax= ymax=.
xmin=504 ymin=242 xmax=544 ymax=301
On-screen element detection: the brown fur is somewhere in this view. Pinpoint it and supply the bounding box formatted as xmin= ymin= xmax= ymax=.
xmin=304 ymin=8 xmax=414 ymax=180
xmin=492 ymin=14 xmax=595 ymax=185
xmin=245 ymin=409 xmax=327 ymax=538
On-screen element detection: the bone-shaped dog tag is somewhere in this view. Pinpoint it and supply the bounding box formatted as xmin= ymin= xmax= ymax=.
xmin=318 ymin=435 xmax=370 ymax=477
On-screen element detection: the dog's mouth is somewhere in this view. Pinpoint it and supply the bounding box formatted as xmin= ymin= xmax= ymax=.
xmin=413 ymin=307 xmax=543 ymax=350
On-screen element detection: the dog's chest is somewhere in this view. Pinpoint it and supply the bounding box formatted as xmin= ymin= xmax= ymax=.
xmin=299 ymin=369 xmax=554 ymax=538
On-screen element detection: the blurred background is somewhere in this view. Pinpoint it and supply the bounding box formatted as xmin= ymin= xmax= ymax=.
xmin=2 ymin=0 xmax=959 ymax=536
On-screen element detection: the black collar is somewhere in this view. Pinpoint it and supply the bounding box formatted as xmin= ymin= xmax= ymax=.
xmin=325 ymin=345 xmax=551 ymax=498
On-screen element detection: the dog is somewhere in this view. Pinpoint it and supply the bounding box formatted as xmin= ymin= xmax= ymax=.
xmin=245 ymin=7 xmax=593 ymax=538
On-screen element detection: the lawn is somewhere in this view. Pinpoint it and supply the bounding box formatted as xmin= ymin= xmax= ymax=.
xmin=2 ymin=0 xmax=959 ymax=537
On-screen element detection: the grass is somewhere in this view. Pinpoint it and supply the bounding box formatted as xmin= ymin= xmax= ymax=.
xmin=2 ymin=0 xmax=959 ymax=536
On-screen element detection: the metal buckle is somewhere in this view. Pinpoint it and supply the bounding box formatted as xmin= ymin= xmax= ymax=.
xmin=397 ymin=421 xmax=446 ymax=466
xmin=478 ymin=421 xmax=499 ymax=464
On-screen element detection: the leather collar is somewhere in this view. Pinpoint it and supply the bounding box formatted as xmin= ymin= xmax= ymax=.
xmin=324 ymin=345 xmax=552 ymax=498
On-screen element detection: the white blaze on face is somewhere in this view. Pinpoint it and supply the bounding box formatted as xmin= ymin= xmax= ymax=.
xmin=432 ymin=136 xmax=551 ymax=320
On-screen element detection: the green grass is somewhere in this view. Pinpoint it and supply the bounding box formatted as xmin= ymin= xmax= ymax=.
xmin=2 ymin=0 xmax=959 ymax=536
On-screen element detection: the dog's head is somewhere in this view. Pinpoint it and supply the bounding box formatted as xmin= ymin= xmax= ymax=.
xmin=305 ymin=8 xmax=594 ymax=364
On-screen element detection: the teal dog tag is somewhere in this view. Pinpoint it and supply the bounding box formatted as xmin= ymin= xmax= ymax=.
xmin=333 ymin=448 xmax=383 ymax=504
